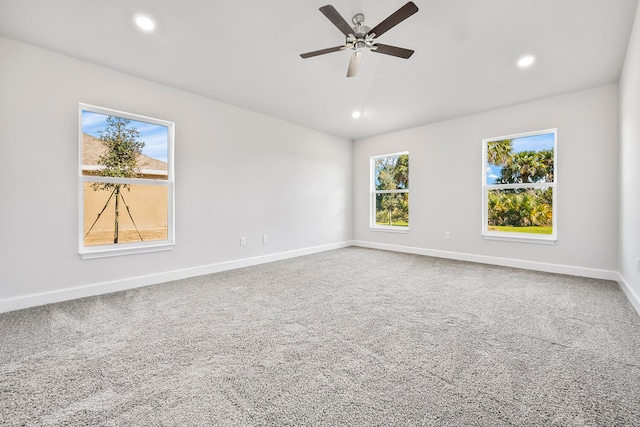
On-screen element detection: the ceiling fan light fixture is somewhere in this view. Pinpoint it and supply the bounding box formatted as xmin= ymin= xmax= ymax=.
xmin=135 ymin=15 xmax=156 ymax=32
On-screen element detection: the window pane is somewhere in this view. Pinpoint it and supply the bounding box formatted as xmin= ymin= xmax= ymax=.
xmin=375 ymin=154 xmax=409 ymax=190
xmin=375 ymin=193 xmax=409 ymax=227
xmin=487 ymin=188 xmax=553 ymax=234
xmin=82 ymin=110 xmax=169 ymax=181
xmin=83 ymin=182 xmax=168 ymax=246
xmin=486 ymin=132 xmax=554 ymax=185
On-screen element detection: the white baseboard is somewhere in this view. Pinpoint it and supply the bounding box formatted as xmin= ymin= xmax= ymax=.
xmin=616 ymin=273 xmax=640 ymax=317
xmin=352 ymin=241 xmax=620 ymax=281
xmin=0 ymin=241 xmax=352 ymax=314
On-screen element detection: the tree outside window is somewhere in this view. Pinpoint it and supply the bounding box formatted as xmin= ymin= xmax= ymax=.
xmin=371 ymin=152 xmax=409 ymax=229
xmin=483 ymin=129 xmax=556 ymax=241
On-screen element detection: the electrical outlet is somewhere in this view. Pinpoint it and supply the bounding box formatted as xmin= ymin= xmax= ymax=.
xmin=240 ymin=237 xmax=246 ymax=246
xmin=263 ymin=235 xmax=268 ymax=244
xmin=445 ymin=231 xmax=451 ymax=240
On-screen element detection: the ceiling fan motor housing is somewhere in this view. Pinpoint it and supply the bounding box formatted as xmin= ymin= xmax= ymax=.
xmin=349 ymin=13 xmax=372 ymax=52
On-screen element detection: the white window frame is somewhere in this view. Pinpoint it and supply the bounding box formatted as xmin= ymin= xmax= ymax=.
xmin=79 ymin=103 xmax=175 ymax=259
xmin=482 ymin=128 xmax=557 ymax=244
xmin=370 ymin=151 xmax=409 ymax=233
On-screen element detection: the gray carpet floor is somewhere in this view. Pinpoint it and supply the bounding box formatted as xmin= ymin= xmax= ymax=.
xmin=1 ymin=247 xmax=639 ymax=426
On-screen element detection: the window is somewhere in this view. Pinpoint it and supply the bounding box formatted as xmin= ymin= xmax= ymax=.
xmin=371 ymin=152 xmax=409 ymax=230
xmin=482 ymin=129 xmax=556 ymax=243
xmin=79 ymin=104 xmax=175 ymax=258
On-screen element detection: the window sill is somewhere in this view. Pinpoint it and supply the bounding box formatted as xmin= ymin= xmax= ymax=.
xmin=370 ymin=226 xmax=409 ymax=234
xmin=80 ymin=242 xmax=174 ymax=259
xmin=482 ymin=233 xmax=556 ymax=245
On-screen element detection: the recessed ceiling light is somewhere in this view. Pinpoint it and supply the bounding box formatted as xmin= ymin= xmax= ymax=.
xmin=135 ymin=15 xmax=155 ymax=32
xmin=517 ymin=55 xmax=535 ymax=68
xmin=352 ymin=111 xmax=362 ymax=119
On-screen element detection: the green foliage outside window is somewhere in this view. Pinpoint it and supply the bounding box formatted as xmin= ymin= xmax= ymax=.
xmin=487 ymin=188 xmax=553 ymax=233
xmin=374 ymin=154 xmax=409 ymax=227
xmin=87 ymin=116 xmax=146 ymax=244
xmin=90 ymin=116 xmax=145 ymax=189
xmin=486 ymin=136 xmax=555 ymax=234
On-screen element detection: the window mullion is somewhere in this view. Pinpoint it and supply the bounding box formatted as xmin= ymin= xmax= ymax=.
xmin=487 ymin=182 xmax=554 ymax=190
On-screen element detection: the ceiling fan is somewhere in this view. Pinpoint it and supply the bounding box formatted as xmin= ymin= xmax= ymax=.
xmin=300 ymin=2 xmax=419 ymax=77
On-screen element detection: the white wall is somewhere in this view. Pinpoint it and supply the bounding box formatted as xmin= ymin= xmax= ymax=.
xmin=353 ymin=85 xmax=620 ymax=278
xmin=0 ymin=37 xmax=352 ymax=312
xmin=619 ymin=5 xmax=640 ymax=313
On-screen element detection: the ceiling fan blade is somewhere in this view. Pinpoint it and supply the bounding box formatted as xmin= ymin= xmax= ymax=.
xmin=371 ymin=43 xmax=415 ymax=59
xmin=300 ymin=46 xmax=345 ymax=59
xmin=347 ymin=51 xmax=362 ymax=78
xmin=319 ymin=5 xmax=355 ymax=37
xmin=369 ymin=1 xmax=419 ymax=38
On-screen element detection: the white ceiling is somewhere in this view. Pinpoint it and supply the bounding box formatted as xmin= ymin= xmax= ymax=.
xmin=0 ymin=0 xmax=637 ymax=140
